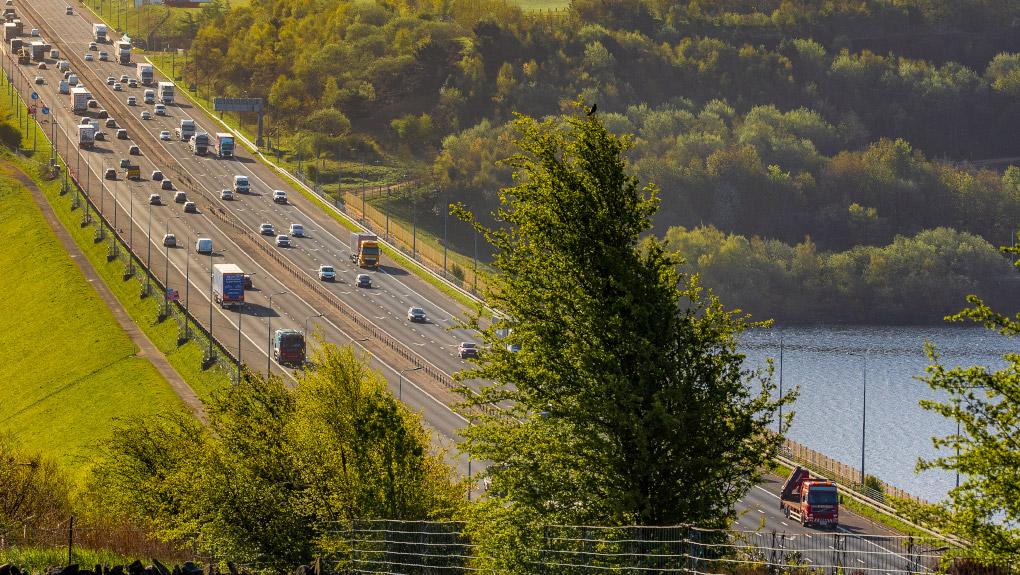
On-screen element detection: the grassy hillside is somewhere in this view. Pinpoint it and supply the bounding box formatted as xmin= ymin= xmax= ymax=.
xmin=0 ymin=175 xmax=181 ymax=469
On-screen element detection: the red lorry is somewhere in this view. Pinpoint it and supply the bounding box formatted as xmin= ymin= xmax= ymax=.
xmin=779 ymin=466 xmax=839 ymax=528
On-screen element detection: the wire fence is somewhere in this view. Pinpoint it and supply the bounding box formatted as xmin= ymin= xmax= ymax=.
xmin=335 ymin=520 xmax=1009 ymax=575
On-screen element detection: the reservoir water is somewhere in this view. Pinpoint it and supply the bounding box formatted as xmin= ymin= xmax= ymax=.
xmin=739 ymin=325 xmax=1013 ymax=503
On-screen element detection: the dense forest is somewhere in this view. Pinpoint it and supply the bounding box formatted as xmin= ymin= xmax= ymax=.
xmin=182 ymin=0 xmax=1020 ymax=322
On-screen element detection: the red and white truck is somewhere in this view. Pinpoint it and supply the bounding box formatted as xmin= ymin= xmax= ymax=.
xmin=779 ymin=466 xmax=839 ymax=528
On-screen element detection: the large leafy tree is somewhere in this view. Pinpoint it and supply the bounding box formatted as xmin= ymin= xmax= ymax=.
xmin=912 ymin=257 xmax=1020 ymax=561
xmin=456 ymin=103 xmax=791 ymax=531
xmin=98 ymin=343 xmax=462 ymax=567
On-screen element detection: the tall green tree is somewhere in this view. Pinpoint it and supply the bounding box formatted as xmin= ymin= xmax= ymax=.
xmin=98 ymin=344 xmax=462 ymax=568
xmin=456 ymin=103 xmax=791 ymax=533
xmin=912 ymin=253 xmax=1020 ymax=561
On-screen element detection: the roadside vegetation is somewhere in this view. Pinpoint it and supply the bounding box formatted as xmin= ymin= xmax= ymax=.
xmin=161 ymin=0 xmax=1020 ymax=323
xmin=0 ymin=168 xmax=178 ymax=470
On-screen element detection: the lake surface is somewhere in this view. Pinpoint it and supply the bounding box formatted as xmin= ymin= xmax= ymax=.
xmin=739 ymin=325 xmax=1013 ymax=502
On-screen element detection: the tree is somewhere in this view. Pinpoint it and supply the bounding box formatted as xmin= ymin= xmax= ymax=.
xmin=98 ymin=344 xmax=462 ymax=568
xmin=911 ymin=253 xmax=1020 ymax=561
xmin=0 ymin=435 xmax=70 ymax=538
xmin=456 ymin=103 xmax=791 ymax=539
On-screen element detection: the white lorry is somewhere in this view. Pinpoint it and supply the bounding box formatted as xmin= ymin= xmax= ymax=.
xmin=92 ymin=23 xmax=107 ymax=43
xmin=157 ymin=81 xmax=174 ymax=104
xmin=78 ymin=123 xmax=95 ymax=150
xmin=212 ymin=264 xmax=245 ymax=308
xmin=175 ymin=118 xmax=196 ymax=141
xmin=70 ymin=86 xmax=91 ymax=115
xmin=115 ymin=38 xmax=131 ymax=64
xmin=136 ymin=62 xmax=153 ymax=86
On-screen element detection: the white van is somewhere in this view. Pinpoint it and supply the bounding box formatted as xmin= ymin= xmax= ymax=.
xmin=195 ymin=238 xmax=213 ymax=254
xmin=143 ymin=89 xmax=155 ymax=104
xmin=67 ymin=74 xmax=78 ymax=86
xmin=232 ymin=174 xmax=249 ymax=194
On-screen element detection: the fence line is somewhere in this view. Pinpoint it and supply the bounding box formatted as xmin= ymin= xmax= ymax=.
xmin=334 ymin=520 xmax=989 ymax=575
xmin=780 ymin=439 xmax=930 ymax=505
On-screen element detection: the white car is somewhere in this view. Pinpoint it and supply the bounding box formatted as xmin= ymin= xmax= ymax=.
xmin=140 ymin=111 xmax=151 ymax=120
xmin=113 ymin=83 xmax=123 ymax=91
xmin=289 ymin=223 xmax=304 ymax=237
xmin=220 ymin=189 xmax=233 ymax=200
xmin=259 ymin=223 xmax=275 ymax=236
xmin=84 ymin=53 xmax=93 ymax=61
xmin=159 ymin=130 xmax=171 ymax=141
xmin=127 ymin=96 xmax=136 ymax=106
xmin=30 ymin=29 xmax=39 ymax=37
xmin=272 ymin=190 xmax=287 ymax=204
xmin=318 ymin=265 xmax=336 ymax=281
xmin=275 ymin=234 xmax=290 ymax=247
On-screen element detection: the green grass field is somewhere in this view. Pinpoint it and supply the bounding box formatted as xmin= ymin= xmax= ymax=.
xmin=512 ymin=0 xmax=570 ymax=10
xmin=0 ymin=175 xmax=181 ymax=470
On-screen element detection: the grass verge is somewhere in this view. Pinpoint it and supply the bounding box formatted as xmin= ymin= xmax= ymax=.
xmin=0 ymin=545 xmax=132 ymax=571
xmin=0 ymin=173 xmax=178 ymax=470
xmin=0 ymin=70 xmax=231 ymax=406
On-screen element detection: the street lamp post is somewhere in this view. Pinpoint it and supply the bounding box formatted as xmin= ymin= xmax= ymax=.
xmin=209 ymin=248 xmax=226 ymax=360
xmin=236 ymin=302 xmax=244 ymax=385
xmin=146 ymin=199 xmax=152 ymax=292
xmin=304 ymin=312 xmax=324 ymax=358
xmin=398 ymin=366 xmax=422 ymax=401
xmin=164 ymin=219 xmax=172 ymax=315
xmin=849 ymin=351 xmax=868 ymax=486
xmin=778 ymin=336 xmax=784 ymax=434
xmin=266 ymin=291 xmax=288 ymax=378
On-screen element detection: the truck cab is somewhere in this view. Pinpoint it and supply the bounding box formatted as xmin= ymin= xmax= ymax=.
xmin=780 ymin=466 xmax=839 ymax=528
xmin=273 ymin=329 xmax=306 ymax=365
xmin=175 ymin=119 xmax=196 ymax=141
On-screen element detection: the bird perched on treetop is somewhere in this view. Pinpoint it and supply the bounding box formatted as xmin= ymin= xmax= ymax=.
xmin=586 ymin=103 xmax=597 ymax=116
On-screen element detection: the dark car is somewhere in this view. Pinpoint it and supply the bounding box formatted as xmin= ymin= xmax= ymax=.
xmin=104 ymin=168 xmax=116 ymax=180
xmin=356 ymin=274 xmax=372 ymax=288
xmin=116 ymin=129 xmax=128 ymax=140
xmin=243 ymin=274 xmax=254 ymax=290
xmin=161 ymin=179 xmax=174 ymax=191
xmin=407 ymin=307 xmax=427 ymax=323
xmin=458 ymin=342 xmax=479 ymax=359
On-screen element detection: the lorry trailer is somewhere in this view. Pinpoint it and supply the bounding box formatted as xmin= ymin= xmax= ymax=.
xmin=136 ymin=62 xmax=153 ymax=85
xmin=157 ymin=81 xmax=174 ymax=104
xmin=115 ymin=39 xmax=131 ymax=63
xmin=212 ymin=263 xmax=245 ymax=308
xmin=272 ymin=329 xmax=306 ymax=365
xmin=92 ymin=23 xmax=107 ymax=43
xmin=70 ymin=86 xmax=91 ymax=115
xmin=77 ymin=123 xmax=95 ymax=149
xmin=779 ymin=466 xmax=839 ymax=528
xmin=350 ymin=232 xmax=380 ymax=268
xmin=214 ymin=132 xmax=234 ymax=158
xmin=189 ymin=132 xmax=209 ymax=155
xmin=175 ymin=118 xmax=196 ymax=141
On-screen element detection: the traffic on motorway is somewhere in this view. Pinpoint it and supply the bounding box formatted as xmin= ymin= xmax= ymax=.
xmin=5 ymin=0 xmax=488 ymax=456
xmin=2 ymin=0 xmax=915 ymax=542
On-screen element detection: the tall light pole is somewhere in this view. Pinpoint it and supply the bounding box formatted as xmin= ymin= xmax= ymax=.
xmin=209 ymin=248 xmax=226 ymax=361
xmin=266 ymin=291 xmax=287 ymax=378
xmin=398 ymin=366 xmax=422 ymax=401
xmin=849 ymin=351 xmax=867 ymax=486
xmin=778 ymin=336 xmax=784 ymax=434
xmin=146 ymin=199 xmax=152 ymax=293
xmin=304 ymin=312 xmax=324 ymax=358
xmin=184 ymin=234 xmax=191 ymax=338
xmin=236 ymin=302 xmax=244 ymax=385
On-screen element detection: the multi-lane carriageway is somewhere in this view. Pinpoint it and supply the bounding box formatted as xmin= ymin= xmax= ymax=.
xmin=11 ymin=0 xmax=482 ymax=463
xmin=12 ymin=0 xmax=908 ymax=544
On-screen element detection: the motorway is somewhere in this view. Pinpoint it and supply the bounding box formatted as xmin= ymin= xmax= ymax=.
xmin=7 ymin=0 xmax=918 ymax=557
